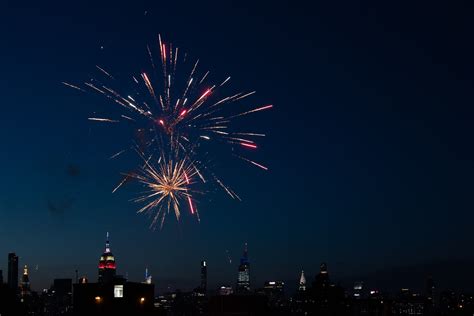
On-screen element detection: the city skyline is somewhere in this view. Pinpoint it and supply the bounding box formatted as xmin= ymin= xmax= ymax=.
xmin=2 ymin=236 xmax=474 ymax=295
xmin=1 ymin=0 xmax=474 ymax=301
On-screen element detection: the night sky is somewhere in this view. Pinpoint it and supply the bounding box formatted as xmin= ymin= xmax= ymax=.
xmin=1 ymin=1 xmax=474 ymax=292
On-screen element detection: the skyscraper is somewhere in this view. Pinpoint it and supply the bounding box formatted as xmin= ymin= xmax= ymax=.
xmin=313 ymin=262 xmax=330 ymax=289
xmin=144 ymin=268 xmax=152 ymax=284
xmin=20 ymin=265 xmax=30 ymax=297
xmin=7 ymin=253 xmax=18 ymax=291
xmin=426 ymin=276 xmax=436 ymax=308
xmin=263 ymin=281 xmax=285 ymax=306
xmin=200 ymin=260 xmax=207 ymax=294
xmin=98 ymin=232 xmax=116 ymax=283
xmin=236 ymin=243 xmax=250 ymax=293
xmin=53 ymin=279 xmax=73 ymax=314
xmin=299 ymin=270 xmax=306 ymax=292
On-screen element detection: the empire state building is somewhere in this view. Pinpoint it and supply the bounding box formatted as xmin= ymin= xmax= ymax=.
xmin=98 ymin=232 xmax=116 ymax=283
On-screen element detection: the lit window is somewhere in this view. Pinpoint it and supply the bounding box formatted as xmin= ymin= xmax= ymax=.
xmin=114 ymin=285 xmax=124 ymax=298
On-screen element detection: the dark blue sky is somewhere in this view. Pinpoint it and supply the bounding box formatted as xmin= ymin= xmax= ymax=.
xmin=1 ymin=0 xmax=474 ymax=292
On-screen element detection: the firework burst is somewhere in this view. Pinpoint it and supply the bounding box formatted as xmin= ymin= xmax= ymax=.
xmin=124 ymin=152 xmax=198 ymax=229
xmin=65 ymin=35 xmax=272 ymax=227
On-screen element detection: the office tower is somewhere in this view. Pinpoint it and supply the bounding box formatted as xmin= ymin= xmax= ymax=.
xmin=98 ymin=232 xmax=116 ymax=283
xmin=20 ymin=265 xmax=30 ymax=297
xmin=353 ymin=281 xmax=363 ymax=299
xmin=7 ymin=253 xmax=19 ymax=290
xmin=313 ymin=262 xmax=330 ymax=289
xmin=201 ymin=260 xmax=207 ymax=293
xmin=299 ymin=270 xmax=306 ymax=292
xmin=54 ymin=279 xmax=73 ymax=314
xmin=263 ymin=281 xmax=285 ymax=306
xmin=426 ymin=276 xmax=436 ymax=307
xmin=236 ymin=243 xmax=250 ymax=293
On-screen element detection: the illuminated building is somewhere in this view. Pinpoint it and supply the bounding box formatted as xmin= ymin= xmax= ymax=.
xmin=73 ymin=280 xmax=154 ymax=316
xmin=200 ymin=260 xmax=207 ymax=294
xmin=219 ymin=286 xmax=234 ymax=296
xmin=7 ymin=253 xmax=18 ymax=291
xmin=20 ymin=265 xmax=30 ymax=297
xmin=263 ymin=281 xmax=285 ymax=307
xmin=353 ymin=281 xmax=363 ymax=299
xmin=73 ymin=234 xmax=154 ymax=316
xmin=79 ymin=277 xmax=88 ymax=284
xmin=299 ymin=270 xmax=306 ymax=292
xmin=98 ymin=232 xmax=116 ymax=284
xmin=313 ymin=262 xmax=330 ymax=289
xmin=236 ymin=243 xmax=250 ymax=293
xmin=392 ymin=288 xmax=424 ymax=315
xmin=143 ymin=268 xmax=152 ymax=284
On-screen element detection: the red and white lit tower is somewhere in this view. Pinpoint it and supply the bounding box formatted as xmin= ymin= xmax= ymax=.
xmin=98 ymin=232 xmax=116 ymax=283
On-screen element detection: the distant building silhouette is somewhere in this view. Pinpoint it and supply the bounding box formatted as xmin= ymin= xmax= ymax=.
xmin=98 ymin=232 xmax=116 ymax=283
xmin=309 ymin=262 xmax=347 ymax=315
xmin=79 ymin=276 xmax=88 ymax=284
xmin=0 ymin=269 xmax=3 ymax=284
xmin=299 ymin=270 xmax=306 ymax=292
xmin=353 ymin=281 xmax=363 ymax=299
xmin=439 ymin=290 xmax=456 ymax=315
xmin=73 ymin=280 xmax=154 ymax=316
xmin=392 ymin=288 xmax=425 ymax=315
xmin=143 ymin=268 xmax=152 ymax=284
xmin=263 ymin=281 xmax=285 ymax=308
xmin=0 ymin=282 xmax=26 ymax=316
xmin=20 ymin=265 xmax=30 ymax=297
xmin=208 ymin=295 xmax=269 ymax=316
xmin=426 ymin=276 xmax=436 ymax=308
xmin=313 ymin=262 xmax=330 ymax=290
xmin=236 ymin=243 xmax=250 ymax=293
xmin=219 ymin=286 xmax=234 ymax=295
xmin=54 ymin=278 xmax=73 ymax=314
xmin=200 ymin=260 xmax=207 ymax=294
xmin=7 ymin=253 xmax=18 ymax=291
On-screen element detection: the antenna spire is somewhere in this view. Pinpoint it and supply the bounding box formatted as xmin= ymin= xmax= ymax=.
xmin=105 ymin=232 xmax=110 ymax=253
